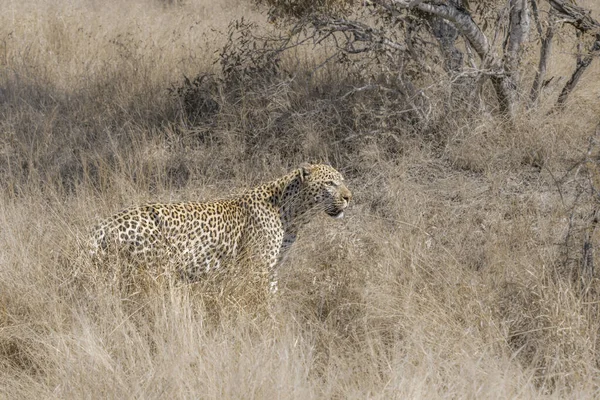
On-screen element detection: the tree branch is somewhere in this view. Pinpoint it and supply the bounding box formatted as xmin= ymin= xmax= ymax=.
xmin=383 ymin=0 xmax=491 ymax=59
xmin=313 ymin=17 xmax=407 ymax=53
xmin=547 ymin=0 xmax=600 ymax=108
xmin=547 ymin=0 xmax=600 ymax=35
xmin=529 ymin=12 xmax=556 ymax=106
xmin=530 ymin=0 xmax=543 ymax=38
xmin=557 ymin=39 xmax=600 ymax=107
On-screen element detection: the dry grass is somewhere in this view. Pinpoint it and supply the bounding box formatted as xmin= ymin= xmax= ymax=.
xmin=2 ymin=0 xmax=600 ymax=398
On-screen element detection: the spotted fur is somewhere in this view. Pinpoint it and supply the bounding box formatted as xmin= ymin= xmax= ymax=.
xmin=91 ymin=164 xmax=352 ymax=292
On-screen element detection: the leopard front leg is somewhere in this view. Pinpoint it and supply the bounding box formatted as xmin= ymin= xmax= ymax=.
xmin=264 ymin=232 xmax=284 ymax=294
xmin=266 ymin=231 xmax=296 ymax=292
xmin=242 ymin=220 xmax=284 ymax=294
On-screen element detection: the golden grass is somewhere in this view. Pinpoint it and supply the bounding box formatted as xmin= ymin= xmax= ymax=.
xmin=2 ymin=0 xmax=600 ymax=398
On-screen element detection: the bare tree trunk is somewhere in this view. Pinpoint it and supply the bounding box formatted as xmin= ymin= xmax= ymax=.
xmin=504 ymin=0 xmax=530 ymax=74
xmin=529 ymin=12 xmax=555 ymax=106
xmin=499 ymin=0 xmax=530 ymax=117
xmin=487 ymin=76 xmax=515 ymax=118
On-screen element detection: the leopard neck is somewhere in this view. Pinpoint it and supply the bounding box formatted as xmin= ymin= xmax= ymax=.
xmin=254 ymin=169 xmax=314 ymax=232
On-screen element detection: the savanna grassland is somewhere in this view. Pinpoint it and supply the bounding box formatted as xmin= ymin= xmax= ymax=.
xmin=2 ymin=0 xmax=600 ymax=398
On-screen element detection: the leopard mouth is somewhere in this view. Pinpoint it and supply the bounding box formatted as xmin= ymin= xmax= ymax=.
xmin=326 ymin=208 xmax=345 ymax=219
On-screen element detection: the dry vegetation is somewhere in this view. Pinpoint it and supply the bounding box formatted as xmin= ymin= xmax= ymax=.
xmin=1 ymin=0 xmax=600 ymax=398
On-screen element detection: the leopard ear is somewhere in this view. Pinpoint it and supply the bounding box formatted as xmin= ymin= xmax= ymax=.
xmin=299 ymin=163 xmax=313 ymax=182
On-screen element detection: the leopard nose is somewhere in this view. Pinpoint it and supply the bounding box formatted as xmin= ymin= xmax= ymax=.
xmin=342 ymin=190 xmax=352 ymax=204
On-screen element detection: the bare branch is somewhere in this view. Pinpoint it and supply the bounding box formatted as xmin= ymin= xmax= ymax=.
xmin=313 ymin=17 xmax=407 ymax=53
xmin=546 ymin=0 xmax=600 ymax=108
xmin=529 ymin=11 xmax=556 ymax=106
xmin=556 ymin=39 xmax=600 ymax=107
xmin=530 ymin=0 xmax=543 ymax=38
xmin=547 ymin=0 xmax=600 ymax=35
xmin=417 ymin=3 xmax=490 ymax=59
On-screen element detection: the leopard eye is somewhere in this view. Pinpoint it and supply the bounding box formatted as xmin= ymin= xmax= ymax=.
xmin=327 ymin=180 xmax=337 ymax=186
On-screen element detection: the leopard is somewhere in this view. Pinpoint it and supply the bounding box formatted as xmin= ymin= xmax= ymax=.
xmin=90 ymin=163 xmax=352 ymax=292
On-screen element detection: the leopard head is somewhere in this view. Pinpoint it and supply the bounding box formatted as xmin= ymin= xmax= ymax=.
xmin=298 ymin=163 xmax=352 ymax=219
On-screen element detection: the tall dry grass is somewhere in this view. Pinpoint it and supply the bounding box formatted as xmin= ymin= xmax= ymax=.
xmin=2 ymin=0 xmax=600 ymax=398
